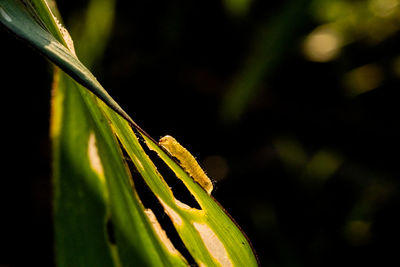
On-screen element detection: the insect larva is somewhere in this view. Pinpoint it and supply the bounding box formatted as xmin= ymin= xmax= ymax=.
xmin=159 ymin=135 xmax=213 ymax=195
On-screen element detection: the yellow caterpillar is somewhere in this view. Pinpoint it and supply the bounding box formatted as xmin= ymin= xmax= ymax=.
xmin=159 ymin=135 xmax=213 ymax=195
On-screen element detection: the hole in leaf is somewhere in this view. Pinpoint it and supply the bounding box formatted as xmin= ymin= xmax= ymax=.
xmin=118 ymin=139 xmax=197 ymax=265
xmin=139 ymin=137 xmax=202 ymax=210
xmin=106 ymin=218 xmax=116 ymax=245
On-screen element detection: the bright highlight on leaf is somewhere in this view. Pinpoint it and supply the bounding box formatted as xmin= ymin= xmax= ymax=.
xmin=0 ymin=7 xmax=12 ymax=22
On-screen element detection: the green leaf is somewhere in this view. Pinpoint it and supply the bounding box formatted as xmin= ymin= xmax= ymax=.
xmin=1 ymin=0 xmax=259 ymax=266
xmin=52 ymin=68 xmax=189 ymax=267
xmin=51 ymin=69 xmax=120 ymax=267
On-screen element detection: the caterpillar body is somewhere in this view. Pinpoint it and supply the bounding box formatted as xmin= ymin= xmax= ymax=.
xmin=159 ymin=135 xmax=213 ymax=195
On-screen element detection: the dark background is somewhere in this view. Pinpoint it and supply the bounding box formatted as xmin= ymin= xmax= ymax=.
xmin=1 ymin=0 xmax=400 ymax=266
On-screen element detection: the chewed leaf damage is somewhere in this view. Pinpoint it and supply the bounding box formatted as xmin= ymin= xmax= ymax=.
xmin=193 ymin=222 xmax=233 ymax=267
xmin=88 ymin=132 xmax=105 ymax=180
xmin=144 ymin=209 xmax=182 ymax=256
